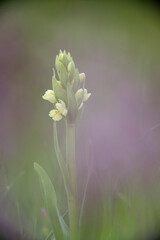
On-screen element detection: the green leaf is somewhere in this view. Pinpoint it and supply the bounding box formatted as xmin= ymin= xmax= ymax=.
xmin=2 ymin=171 xmax=25 ymax=202
xmin=72 ymin=69 xmax=80 ymax=93
xmin=59 ymin=63 xmax=69 ymax=88
xmin=62 ymin=50 xmax=69 ymax=67
xmin=55 ymin=56 xmax=61 ymax=79
xmin=52 ymin=70 xmax=67 ymax=103
xmin=54 ymin=122 xmax=71 ymax=197
xmin=55 ymin=57 xmax=69 ymax=88
xmin=60 ymin=216 xmax=70 ymax=240
xmin=67 ymin=84 xmax=78 ymax=124
xmin=34 ymin=162 xmax=65 ymax=240
xmin=45 ymin=230 xmax=54 ymax=240
xmin=79 ymin=167 xmax=91 ymax=225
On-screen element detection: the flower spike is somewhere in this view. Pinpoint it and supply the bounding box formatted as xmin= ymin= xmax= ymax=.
xmin=42 ymin=50 xmax=91 ymax=123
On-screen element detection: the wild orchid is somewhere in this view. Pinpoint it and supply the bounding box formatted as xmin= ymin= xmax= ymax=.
xmin=35 ymin=50 xmax=91 ymax=240
xmin=42 ymin=50 xmax=91 ymax=123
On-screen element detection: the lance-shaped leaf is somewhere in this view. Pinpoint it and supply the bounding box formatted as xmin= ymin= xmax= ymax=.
xmin=34 ymin=162 xmax=64 ymax=240
xmin=60 ymin=216 xmax=70 ymax=240
xmin=44 ymin=230 xmax=54 ymax=240
xmin=59 ymin=63 xmax=69 ymax=88
xmin=55 ymin=56 xmax=61 ymax=79
xmin=61 ymin=50 xmax=68 ymax=67
xmin=67 ymin=84 xmax=78 ymax=124
xmin=72 ymin=68 xmax=80 ymax=93
xmin=79 ymin=166 xmax=91 ymax=226
xmin=55 ymin=56 xmax=69 ymax=88
xmin=52 ymin=70 xmax=67 ymax=103
xmin=54 ymin=122 xmax=71 ymax=197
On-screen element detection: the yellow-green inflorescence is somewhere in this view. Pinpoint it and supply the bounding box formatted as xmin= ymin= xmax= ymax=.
xmin=42 ymin=50 xmax=91 ymax=124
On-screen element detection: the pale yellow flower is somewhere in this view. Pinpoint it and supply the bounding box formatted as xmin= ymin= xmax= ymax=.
xmin=42 ymin=90 xmax=56 ymax=104
xmin=83 ymin=88 xmax=91 ymax=102
xmin=79 ymin=73 xmax=86 ymax=83
xmin=75 ymin=88 xmax=91 ymax=108
xmin=75 ymin=88 xmax=84 ymax=103
xmin=49 ymin=109 xmax=62 ymax=121
xmin=55 ymin=99 xmax=68 ymax=117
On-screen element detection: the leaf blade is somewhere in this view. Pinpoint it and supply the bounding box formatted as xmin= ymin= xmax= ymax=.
xmin=52 ymin=70 xmax=67 ymax=103
xmin=34 ymin=162 xmax=64 ymax=240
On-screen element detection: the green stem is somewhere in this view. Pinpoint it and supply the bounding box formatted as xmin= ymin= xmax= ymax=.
xmin=66 ymin=121 xmax=77 ymax=240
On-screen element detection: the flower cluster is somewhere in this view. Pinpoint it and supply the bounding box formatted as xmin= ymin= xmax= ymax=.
xmin=42 ymin=50 xmax=91 ymax=123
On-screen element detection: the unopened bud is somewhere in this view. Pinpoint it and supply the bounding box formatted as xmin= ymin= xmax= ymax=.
xmin=67 ymin=61 xmax=75 ymax=72
xmin=75 ymin=88 xmax=84 ymax=102
xmin=79 ymin=73 xmax=86 ymax=83
xmin=83 ymin=88 xmax=91 ymax=102
xmin=67 ymin=52 xmax=72 ymax=62
xmin=59 ymin=50 xmax=64 ymax=61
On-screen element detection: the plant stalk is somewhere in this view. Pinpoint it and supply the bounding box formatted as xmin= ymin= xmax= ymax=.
xmin=66 ymin=121 xmax=77 ymax=240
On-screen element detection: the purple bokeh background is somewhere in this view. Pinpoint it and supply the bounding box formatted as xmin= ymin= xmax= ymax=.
xmin=0 ymin=1 xmax=160 ymax=238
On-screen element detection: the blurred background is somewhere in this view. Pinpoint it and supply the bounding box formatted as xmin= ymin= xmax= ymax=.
xmin=0 ymin=0 xmax=160 ymax=239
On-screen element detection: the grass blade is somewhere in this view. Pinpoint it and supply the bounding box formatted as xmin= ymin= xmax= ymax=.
xmin=79 ymin=167 xmax=91 ymax=225
xmin=60 ymin=216 xmax=70 ymax=240
xmin=34 ymin=162 xmax=64 ymax=240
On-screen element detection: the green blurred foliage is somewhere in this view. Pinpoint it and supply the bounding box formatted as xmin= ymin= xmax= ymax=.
xmin=0 ymin=0 xmax=160 ymax=239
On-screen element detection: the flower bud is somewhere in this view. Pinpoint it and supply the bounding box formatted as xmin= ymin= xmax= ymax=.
xmin=68 ymin=61 xmax=75 ymax=82
xmin=59 ymin=50 xmax=64 ymax=61
xmin=67 ymin=52 xmax=72 ymax=62
xmin=83 ymin=88 xmax=91 ymax=102
xmin=79 ymin=73 xmax=86 ymax=83
xmin=68 ymin=61 xmax=75 ymax=72
xmin=60 ymin=50 xmax=68 ymax=67
xmin=75 ymin=88 xmax=84 ymax=102
xmin=75 ymin=88 xmax=91 ymax=110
